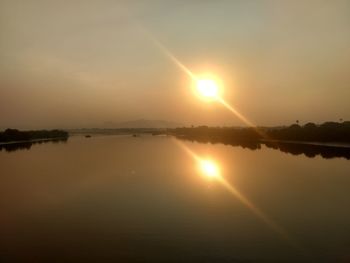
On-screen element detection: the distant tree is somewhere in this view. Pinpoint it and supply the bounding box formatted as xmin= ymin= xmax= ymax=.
xmin=304 ymin=122 xmax=317 ymax=129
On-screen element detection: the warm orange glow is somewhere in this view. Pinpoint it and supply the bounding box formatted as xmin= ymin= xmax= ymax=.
xmin=143 ymin=31 xmax=265 ymax=132
xmin=173 ymin=139 xmax=297 ymax=248
xmin=196 ymin=78 xmax=219 ymax=100
xmin=200 ymin=159 xmax=220 ymax=178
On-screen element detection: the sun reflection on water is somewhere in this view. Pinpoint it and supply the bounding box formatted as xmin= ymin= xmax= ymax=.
xmin=173 ymin=138 xmax=304 ymax=253
xmin=199 ymin=159 xmax=220 ymax=179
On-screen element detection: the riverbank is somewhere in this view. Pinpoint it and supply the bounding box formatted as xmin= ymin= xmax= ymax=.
xmin=170 ymin=121 xmax=350 ymax=144
xmin=0 ymin=129 xmax=69 ymax=143
xmin=0 ymin=137 xmax=69 ymax=146
xmin=260 ymin=139 xmax=350 ymax=148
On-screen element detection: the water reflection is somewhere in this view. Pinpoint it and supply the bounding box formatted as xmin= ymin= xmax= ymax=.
xmin=177 ymin=136 xmax=350 ymax=160
xmin=177 ymin=140 xmax=300 ymax=252
xmin=1 ymin=136 xmax=350 ymax=262
xmin=199 ymin=159 xmax=220 ymax=179
xmin=0 ymin=138 xmax=68 ymax=152
xmin=264 ymin=141 xmax=350 ymax=160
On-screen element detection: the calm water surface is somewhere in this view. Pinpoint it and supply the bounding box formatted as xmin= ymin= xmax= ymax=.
xmin=0 ymin=135 xmax=349 ymax=262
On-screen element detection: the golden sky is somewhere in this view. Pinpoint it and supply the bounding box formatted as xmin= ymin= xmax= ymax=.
xmin=1 ymin=0 xmax=349 ymax=129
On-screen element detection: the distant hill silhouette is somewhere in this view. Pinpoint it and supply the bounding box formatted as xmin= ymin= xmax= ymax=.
xmin=104 ymin=119 xmax=182 ymax=129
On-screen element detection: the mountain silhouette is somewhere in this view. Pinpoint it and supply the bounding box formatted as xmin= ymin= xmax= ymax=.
xmin=104 ymin=119 xmax=181 ymax=129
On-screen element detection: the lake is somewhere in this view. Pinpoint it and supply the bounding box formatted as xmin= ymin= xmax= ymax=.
xmin=0 ymin=135 xmax=349 ymax=262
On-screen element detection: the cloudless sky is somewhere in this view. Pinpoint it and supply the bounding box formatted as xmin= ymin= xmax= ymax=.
xmin=1 ymin=0 xmax=349 ymax=129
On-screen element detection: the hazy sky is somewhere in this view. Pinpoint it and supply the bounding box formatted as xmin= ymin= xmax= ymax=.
xmin=1 ymin=0 xmax=350 ymax=129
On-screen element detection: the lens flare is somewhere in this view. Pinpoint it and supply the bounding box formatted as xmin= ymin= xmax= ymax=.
xmin=172 ymin=138 xmax=303 ymax=251
xmin=142 ymin=29 xmax=302 ymax=252
xmin=142 ymin=29 xmax=270 ymax=139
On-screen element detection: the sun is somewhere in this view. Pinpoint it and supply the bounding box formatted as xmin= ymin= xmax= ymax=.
xmin=200 ymin=159 xmax=220 ymax=178
xmin=196 ymin=78 xmax=219 ymax=100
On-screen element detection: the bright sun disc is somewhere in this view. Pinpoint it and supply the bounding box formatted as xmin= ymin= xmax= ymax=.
xmin=200 ymin=159 xmax=220 ymax=178
xmin=196 ymin=79 xmax=219 ymax=99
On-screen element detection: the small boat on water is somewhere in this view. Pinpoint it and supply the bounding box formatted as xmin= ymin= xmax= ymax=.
xmin=85 ymin=135 xmax=92 ymax=138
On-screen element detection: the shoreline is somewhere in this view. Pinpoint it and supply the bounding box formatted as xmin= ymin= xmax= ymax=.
xmin=0 ymin=137 xmax=68 ymax=146
xmin=260 ymin=139 xmax=350 ymax=148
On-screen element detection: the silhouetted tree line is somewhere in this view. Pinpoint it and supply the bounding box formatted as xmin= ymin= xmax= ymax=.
xmin=267 ymin=121 xmax=350 ymax=142
xmin=0 ymin=129 xmax=69 ymax=143
xmin=171 ymin=121 xmax=350 ymax=143
xmin=170 ymin=121 xmax=350 ymax=160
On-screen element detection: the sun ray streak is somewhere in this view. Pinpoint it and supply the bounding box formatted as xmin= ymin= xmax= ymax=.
xmin=139 ymin=26 xmax=306 ymax=256
xmin=173 ymin=137 xmax=201 ymax=162
xmin=216 ymin=96 xmax=269 ymax=139
xmin=142 ymin=31 xmax=197 ymax=81
xmin=216 ymin=176 xmax=291 ymax=241
xmin=216 ymin=97 xmax=256 ymax=127
xmin=141 ymin=30 xmax=271 ymax=139
xmin=144 ymin=33 xmax=262 ymax=131
xmin=172 ymin=138 xmax=304 ymax=251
